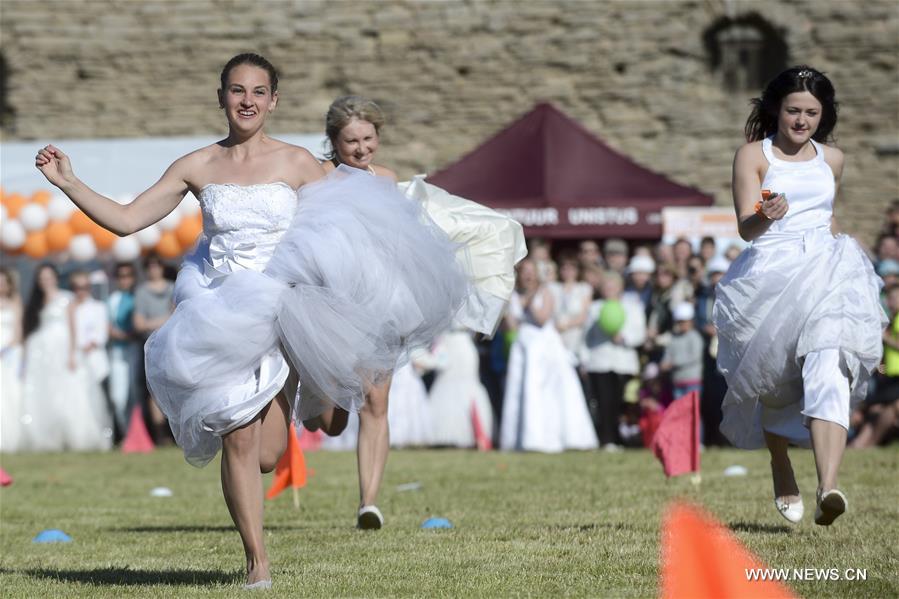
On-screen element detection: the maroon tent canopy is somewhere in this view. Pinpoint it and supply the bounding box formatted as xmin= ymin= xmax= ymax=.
xmin=427 ymin=103 xmax=714 ymax=239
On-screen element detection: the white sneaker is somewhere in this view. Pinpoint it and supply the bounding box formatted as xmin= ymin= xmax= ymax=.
xmin=357 ymin=505 xmax=384 ymax=530
xmin=774 ymin=497 xmax=804 ymax=524
xmin=815 ymin=489 xmax=847 ymax=526
xmin=242 ymin=580 xmax=272 ymax=591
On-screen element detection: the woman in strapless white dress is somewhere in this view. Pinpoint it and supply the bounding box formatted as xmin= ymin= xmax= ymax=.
xmin=714 ymin=66 xmax=886 ymax=527
xmin=36 ymin=54 xmax=478 ymax=589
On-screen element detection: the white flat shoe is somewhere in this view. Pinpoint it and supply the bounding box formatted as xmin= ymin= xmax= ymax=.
xmin=357 ymin=505 xmax=384 ymax=530
xmin=774 ymin=496 xmax=804 ymax=523
xmin=815 ymin=489 xmax=847 ymax=526
xmin=242 ymin=580 xmax=272 ymax=591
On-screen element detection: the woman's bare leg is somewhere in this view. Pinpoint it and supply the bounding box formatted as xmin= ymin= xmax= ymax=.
xmin=221 ymin=416 xmax=269 ymax=585
xmin=258 ymin=393 xmax=291 ymax=473
xmin=809 ymin=418 xmax=847 ymax=493
xmin=764 ymin=430 xmax=800 ymax=503
xmin=220 ymin=394 xmax=291 ymax=586
xmin=358 ymin=377 xmax=391 ymax=508
xmin=302 ymin=406 xmax=348 ymax=436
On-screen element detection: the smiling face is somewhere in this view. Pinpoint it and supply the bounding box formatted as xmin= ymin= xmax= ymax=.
xmin=334 ymin=118 xmax=380 ymax=170
xmin=777 ymin=91 xmax=823 ymax=147
xmin=218 ymin=64 xmax=277 ymax=135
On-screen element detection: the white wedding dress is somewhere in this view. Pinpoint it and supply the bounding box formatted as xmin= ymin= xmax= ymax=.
xmin=148 ymin=166 xmax=522 ymax=466
xmin=714 ymin=138 xmax=886 ymax=448
xmin=20 ymin=292 xmax=112 ymax=452
xmin=500 ymin=291 xmax=599 ymax=452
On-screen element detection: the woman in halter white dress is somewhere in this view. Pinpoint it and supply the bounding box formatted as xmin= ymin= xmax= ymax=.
xmin=714 ymin=66 xmax=886 ymax=527
xmin=35 ymin=54 xmax=476 ymax=589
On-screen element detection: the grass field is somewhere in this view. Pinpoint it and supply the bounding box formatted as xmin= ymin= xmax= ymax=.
xmin=1 ymin=446 xmax=897 ymax=597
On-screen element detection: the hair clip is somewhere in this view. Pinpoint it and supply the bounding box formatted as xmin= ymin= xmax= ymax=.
xmin=797 ymin=69 xmax=813 ymax=79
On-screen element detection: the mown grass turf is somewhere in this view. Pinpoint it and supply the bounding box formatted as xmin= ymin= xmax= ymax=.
xmin=1 ymin=446 xmax=897 ymax=597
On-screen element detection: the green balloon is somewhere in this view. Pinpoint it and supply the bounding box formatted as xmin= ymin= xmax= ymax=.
xmin=504 ymin=330 xmax=518 ymax=354
xmin=598 ymin=300 xmax=626 ymax=336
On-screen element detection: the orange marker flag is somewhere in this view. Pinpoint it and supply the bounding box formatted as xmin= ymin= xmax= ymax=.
xmin=266 ymin=423 xmax=307 ymax=508
xmin=662 ymin=503 xmax=796 ymax=598
xmin=651 ymin=391 xmax=700 ymax=478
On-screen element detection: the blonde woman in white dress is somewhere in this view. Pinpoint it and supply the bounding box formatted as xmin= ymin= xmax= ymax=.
xmin=501 ymin=259 xmax=598 ymax=452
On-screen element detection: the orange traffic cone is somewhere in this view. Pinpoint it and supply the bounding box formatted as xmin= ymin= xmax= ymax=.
xmin=471 ymin=402 xmax=492 ymax=451
xmin=266 ymin=423 xmax=307 ymax=508
xmin=661 ymin=502 xmax=796 ymax=598
xmin=121 ymin=406 xmax=155 ymax=453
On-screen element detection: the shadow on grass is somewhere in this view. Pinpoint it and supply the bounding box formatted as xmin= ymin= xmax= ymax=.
xmin=26 ymin=567 xmax=240 ymax=586
xmin=110 ymin=524 xmax=306 ymax=533
xmin=728 ymin=521 xmax=793 ymax=534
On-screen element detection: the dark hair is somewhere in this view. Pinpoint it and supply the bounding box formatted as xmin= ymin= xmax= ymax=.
xmin=24 ymin=263 xmax=58 ymax=339
xmin=220 ymin=53 xmax=279 ymax=93
xmin=744 ymin=65 xmax=838 ymax=143
xmin=143 ymin=252 xmax=164 ymax=270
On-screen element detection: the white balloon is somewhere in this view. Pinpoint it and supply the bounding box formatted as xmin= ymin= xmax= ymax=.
xmin=47 ymin=195 xmax=77 ymax=221
xmin=69 ymin=234 xmax=97 ymax=262
xmin=112 ymin=235 xmax=141 ymax=262
xmin=1 ymin=219 xmax=26 ymax=250
xmin=135 ymin=224 xmax=161 ymax=248
xmin=19 ymin=204 xmax=49 ymax=231
xmin=158 ymin=205 xmax=182 ymax=231
xmin=1 ymin=205 xmax=7 ymax=223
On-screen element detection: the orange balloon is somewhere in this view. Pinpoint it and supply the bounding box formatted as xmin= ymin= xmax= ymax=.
xmin=46 ymin=221 xmax=74 ymax=252
xmin=4 ymin=194 xmax=28 ymax=218
xmin=23 ymin=231 xmax=49 ymax=259
xmin=31 ymin=190 xmax=52 ymax=206
xmin=174 ymin=214 xmax=203 ymax=248
xmin=69 ymin=210 xmax=94 ymax=234
xmin=155 ymin=230 xmax=182 ymax=259
xmin=91 ymin=222 xmax=117 ymax=251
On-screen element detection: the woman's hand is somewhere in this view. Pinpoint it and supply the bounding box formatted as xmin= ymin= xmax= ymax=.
xmin=759 ymin=193 xmax=789 ymax=221
xmin=35 ymin=145 xmax=76 ymax=189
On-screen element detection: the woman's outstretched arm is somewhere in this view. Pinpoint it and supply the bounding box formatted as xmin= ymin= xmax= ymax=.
xmin=36 ymin=144 xmax=192 ymax=236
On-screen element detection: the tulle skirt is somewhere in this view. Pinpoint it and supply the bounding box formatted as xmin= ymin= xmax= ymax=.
xmin=147 ymin=167 xmax=473 ymax=466
xmin=714 ymin=227 xmax=886 ymax=449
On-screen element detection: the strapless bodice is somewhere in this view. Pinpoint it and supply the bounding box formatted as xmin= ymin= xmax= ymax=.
xmin=198 ymin=182 xmax=298 ymax=273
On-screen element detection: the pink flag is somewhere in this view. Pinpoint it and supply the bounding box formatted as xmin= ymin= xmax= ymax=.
xmin=651 ymin=391 xmax=700 ymax=477
xmin=122 ymin=405 xmax=155 ymax=454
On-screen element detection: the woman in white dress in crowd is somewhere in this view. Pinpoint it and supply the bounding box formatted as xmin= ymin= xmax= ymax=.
xmin=424 ymin=327 xmax=494 ymax=449
xmin=37 ymin=54 xmax=474 ymax=588
xmin=501 ymin=259 xmax=598 ymax=452
xmin=0 ymin=268 xmax=24 ymax=452
xmin=19 ymin=264 xmax=111 ymax=452
xmin=714 ymin=66 xmax=886 ymax=526
xmin=550 ymin=254 xmax=592 ymax=366
xmin=69 ymin=270 xmax=114 ymax=443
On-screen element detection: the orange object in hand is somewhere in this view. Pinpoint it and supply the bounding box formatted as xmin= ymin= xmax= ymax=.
xmin=755 ymin=189 xmax=775 ymax=219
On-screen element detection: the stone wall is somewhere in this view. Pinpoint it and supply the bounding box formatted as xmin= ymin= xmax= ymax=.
xmin=2 ymin=0 xmax=896 ymax=244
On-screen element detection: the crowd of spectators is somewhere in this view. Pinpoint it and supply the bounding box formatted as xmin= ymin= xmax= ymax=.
xmin=1 ymin=202 xmax=897 ymax=453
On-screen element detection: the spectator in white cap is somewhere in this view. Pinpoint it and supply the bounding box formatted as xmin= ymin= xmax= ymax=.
xmin=624 ymin=254 xmax=655 ymax=317
xmin=661 ymin=302 xmax=704 ymax=401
